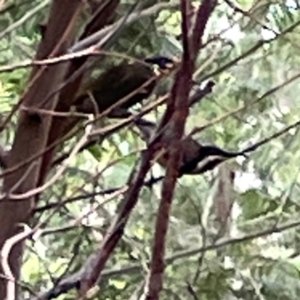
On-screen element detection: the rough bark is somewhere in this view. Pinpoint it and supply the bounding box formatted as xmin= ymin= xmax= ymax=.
xmin=36 ymin=0 xmax=120 ymax=205
xmin=0 ymin=1 xmax=82 ymax=298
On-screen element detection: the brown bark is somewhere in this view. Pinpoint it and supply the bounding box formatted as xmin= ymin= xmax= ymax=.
xmin=0 ymin=1 xmax=83 ymax=298
xmin=36 ymin=0 xmax=120 ymax=205
xmin=144 ymin=1 xmax=217 ymax=299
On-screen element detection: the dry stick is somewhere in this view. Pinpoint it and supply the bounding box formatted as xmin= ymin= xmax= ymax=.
xmin=69 ymin=1 xmax=179 ymax=53
xmin=34 ymin=2 xmax=216 ymax=299
xmin=34 ymin=6 xmax=134 ymax=110
xmin=0 ymin=49 xmax=163 ymax=74
xmin=109 ymin=116 xmax=300 ymax=192
xmin=1 ymin=225 xmax=33 ymax=300
xmin=0 ymin=48 xmax=101 ymax=73
xmin=0 ymin=2 xmax=83 ymax=134
xmin=52 ymin=81 xmax=213 ymax=170
xmin=32 ymin=85 xmax=214 ymax=214
xmin=0 ymin=64 xmax=295 ymax=190
xmin=78 ymin=149 xmax=158 ymax=295
xmin=0 ymin=62 xmax=173 ymax=177
xmin=37 ymin=186 xmax=128 ymax=238
xmin=33 ymin=0 xmax=126 ymax=213
xmin=37 ymin=63 xmax=174 ymax=186
xmin=21 ymin=107 xmax=88 ymax=119
xmin=0 ymin=0 xmax=174 ymax=135
xmin=10 ymin=16 xmax=300 ymax=300
xmin=40 ymin=83 xmax=300 ymax=217
xmin=33 ymin=190 xmax=122 ymax=213
xmin=0 ymin=5 xmax=84 ymax=298
xmin=34 ymin=138 xmax=162 ymax=299
xmin=24 ymin=118 xmax=170 ymax=299
xmin=0 ymin=88 xmax=168 ymax=181
xmin=0 ymin=78 xmax=171 ymax=204
xmin=1 ymin=118 xmax=94 ymax=200
xmin=0 ymin=1 xmax=178 ymax=74
xmin=143 ymin=0 xmax=194 ymax=297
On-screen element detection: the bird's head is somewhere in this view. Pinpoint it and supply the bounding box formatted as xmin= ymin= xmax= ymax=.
xmin=144 ymin=56 xmax=176 ymax=71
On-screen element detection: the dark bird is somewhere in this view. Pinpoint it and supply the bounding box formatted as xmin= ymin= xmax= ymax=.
xmin=75 ymin=56 xmax=175 ymax=116
xmin=135 ymin=119 xmax=247 ymax=178
xmin=178 ymin=144 xmax=246 ymax=175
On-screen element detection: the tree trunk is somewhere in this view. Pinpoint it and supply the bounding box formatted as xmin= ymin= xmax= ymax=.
xmin=0 ymin=1 xmax=83 ymax=298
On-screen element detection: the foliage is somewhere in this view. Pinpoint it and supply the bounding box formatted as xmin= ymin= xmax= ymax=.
xmin=2 ymin=0 xmax=300 ymax=299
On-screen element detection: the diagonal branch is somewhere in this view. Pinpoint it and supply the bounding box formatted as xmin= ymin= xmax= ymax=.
xmin=69 ymin=1 xmax=179 ymax=53
xmin=33 ymin=148 xmax=156 ymax=300
xmin=143 ymin=1 xmax=217 ymax=300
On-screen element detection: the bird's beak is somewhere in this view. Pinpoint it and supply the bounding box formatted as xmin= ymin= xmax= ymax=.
xmin=160 ymin=57 xmax=179 ymax=74
xmin=165 ymin=62 xmax=175 ymax=69
xmin=159 ymin=63 xmax=176 ymax=75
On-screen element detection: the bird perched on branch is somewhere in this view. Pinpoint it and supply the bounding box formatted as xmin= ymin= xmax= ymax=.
xmin=74 ymin=56 xmax=175 ymax=116
xmin=135 ymin=119 xmax=247 ymax=177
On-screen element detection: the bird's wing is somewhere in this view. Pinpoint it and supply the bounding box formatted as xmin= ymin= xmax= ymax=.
xmin=75 ymin=61 xmax=157 ymax=113
xmin=92 ymin=63 xmax=154 ymax=99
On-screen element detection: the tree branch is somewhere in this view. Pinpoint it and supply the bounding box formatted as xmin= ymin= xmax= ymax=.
xmin=143 ymin=1 xmax=217 ymax=299
xmin=69 ymin=1 xmax=180 ymax=53
xmin=0 ymin=1 xmax=83 ymax=298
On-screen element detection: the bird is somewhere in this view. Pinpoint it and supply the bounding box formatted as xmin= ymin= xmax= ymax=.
xmin=74 ymin=56 xmax=175 ymax=116
xmin=134 ymin=118 xmax=247 ymax=178
xmin=178 ymin=144 xmax=246 ymax=175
